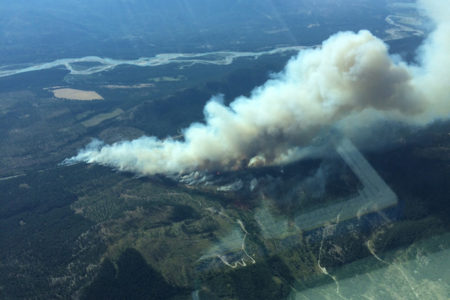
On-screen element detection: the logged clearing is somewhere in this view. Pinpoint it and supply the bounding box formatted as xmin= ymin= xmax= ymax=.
xmin=52 ymin=88 xmax=103 ymax=100
xmin=81 ymin=108 xmax=124 ymax=127
xmin=102 ymin=83 xmax=154 ymax=89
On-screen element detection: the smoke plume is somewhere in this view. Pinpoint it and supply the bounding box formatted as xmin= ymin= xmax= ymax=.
xmin=67 ymin=0 xmax=449 ymax=176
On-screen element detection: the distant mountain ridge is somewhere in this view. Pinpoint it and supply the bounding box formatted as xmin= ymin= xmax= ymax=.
xmin=0 ymin=0 xmax=388 ymax=64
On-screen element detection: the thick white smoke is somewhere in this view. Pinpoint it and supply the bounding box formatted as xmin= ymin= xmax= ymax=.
xmin=67 ymin=0 xmax=449 ymax=176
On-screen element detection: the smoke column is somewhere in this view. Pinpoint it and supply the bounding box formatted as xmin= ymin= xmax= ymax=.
xmin=67 ymin=0 xmax=450 ymax=176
